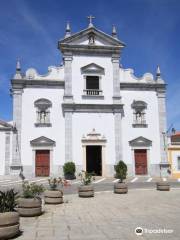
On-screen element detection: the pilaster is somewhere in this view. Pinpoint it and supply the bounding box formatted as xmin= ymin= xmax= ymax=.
xmin=5 ymin=132 xmax=10 ymax=175
xmin=157 ymin=89 xmax=167 ymax=163
xmin=112 ymin=55 xmax=121 ymax=103
xmin=63 ymin=54 xmax=73 ymax=102
xmin=11 ymin=88 xmax=23 ymax=174
xmin=114 ymin=112 xmax=123 ymax=163
xmin=65 ymin=112 xmax=73 ymax=162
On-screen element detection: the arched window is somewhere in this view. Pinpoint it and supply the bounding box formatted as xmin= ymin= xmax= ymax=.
xmin=34 ymin=98 xmax=52 ymax=127
xmin=131 ymin=100 xmax=148 ymax=128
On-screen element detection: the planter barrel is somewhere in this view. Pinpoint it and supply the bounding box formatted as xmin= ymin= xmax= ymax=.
xmin=44 ymin=190 xmax=63 ymax=204
xmin=78 ymin=185 xmax=94 ymax=198
xmin=0 ymin=212 xmax=20 ymax=239
xmin=17 ymin=198 xmax=42 ymax=217
xmin=114 ymin=182 xmax=128 ymax=194
xmin=156 ymin=181 xmax=170 ymax=191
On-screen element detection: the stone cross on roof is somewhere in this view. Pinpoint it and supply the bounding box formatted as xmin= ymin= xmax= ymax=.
xmin=87 ymin=15 xmax=95 ymax=27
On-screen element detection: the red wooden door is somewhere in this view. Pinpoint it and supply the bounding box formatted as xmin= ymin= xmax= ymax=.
xmin=35 ymin=150 xmax=50 ymax=176
xmin=134 ymin=149 xmax=147 ymax=175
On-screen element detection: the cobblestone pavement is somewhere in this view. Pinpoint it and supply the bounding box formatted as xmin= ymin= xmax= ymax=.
xmin=16 ymin=189 xmax=180 ymax=240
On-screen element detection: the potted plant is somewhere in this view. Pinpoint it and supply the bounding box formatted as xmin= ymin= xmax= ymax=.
xmin=63 ymin=162 xmax=76 ymax=180
xmin=78 ymin=171 xmax=95 ymax=197
xmin=0 ymin=189 xmax=20 ymax=239
xmin=44 ymin=177 xmax=64 ymax=204
xmin=156 ymin=166 xmax=171 ymax=191
xmin=17 ymin=181 xmax=44 ymax=217
xmin=114 ymin=161 xmax=128 ymax=194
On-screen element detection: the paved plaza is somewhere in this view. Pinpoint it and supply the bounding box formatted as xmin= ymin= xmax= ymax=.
xmin=16 ymin=189 xmax=180 ymax=240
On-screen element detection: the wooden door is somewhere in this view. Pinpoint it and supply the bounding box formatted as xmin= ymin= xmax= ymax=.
xmin=35 ymin=150 xmax=50 ymax=176
xmin=134 ymin=149 xmax=147 ymax=175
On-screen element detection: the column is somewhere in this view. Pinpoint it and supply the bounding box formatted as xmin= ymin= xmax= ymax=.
xmin=114 ymin=112 xmax=123 ymax=163
xmin=65 ymin=112 xmax=73 ymax=162
xmin=64 ymin=54 xmax=73 ymax=102
xmin=5 ymin=132 xmax=10 ymax=175
xmin=157 ymin=89 xmax=167 ymax=163
xmin=11 ymin=89 xmax=23 ymax=173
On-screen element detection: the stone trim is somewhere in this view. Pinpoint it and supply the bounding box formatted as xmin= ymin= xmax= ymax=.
xmin=5 ymin=132 xmax=10 ymax=175
xmin=81 ymin=63 xmax=105 ymax=75
xmin=82 ymin=95 xmax=104 ymax=100
xmin=132 ymin=123 xmax=148 ymax=128
xmin=62 ymin=103 xmax=124 ymax=113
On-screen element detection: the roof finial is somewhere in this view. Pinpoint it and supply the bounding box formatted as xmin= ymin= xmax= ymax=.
xmin=156 ymin=65 xmax=164 ymax=83
xmin=112 ymin=25 xmax=117 ymax=38
xmin=16 ymin=58 xmax=21 ymax=72
xmin=65 ymin=21 xmax=71 ymax=38
xmin=156 ymin=65 xmax=161 ymax=77
xmin=13 ymin=58 xmax=22 ymax=79
xmin=87 ymin=15 xmax=95 ymax=28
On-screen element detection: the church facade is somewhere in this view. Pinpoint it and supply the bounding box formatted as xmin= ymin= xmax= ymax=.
xmin=0 ymin=20 xmax=168 ymax=177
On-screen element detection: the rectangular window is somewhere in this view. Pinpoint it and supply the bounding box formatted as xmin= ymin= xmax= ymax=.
xmin=177 ymin=157 xmax=180 ymax=170
xmin=86 ymin=76 xmax=99 ymax=90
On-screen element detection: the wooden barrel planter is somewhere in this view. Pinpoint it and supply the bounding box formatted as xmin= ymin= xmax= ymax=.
xmin=78 ymin=185 xmax=94 ymax=198
xmin=17 ymin=198 xmax=42 ymax=217
xmin=156 ymin=181 xmax=170 ymax=191
xmin=0 ymin=212 xmax=20 ymax=239
xmin=44 ymin=190 xmax=63 ymax=204
xmin=114 ymin=182 xmax=128 ymax=194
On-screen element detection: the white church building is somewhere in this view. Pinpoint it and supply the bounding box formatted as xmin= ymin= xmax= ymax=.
xmin=0 ymin=18 xmax=169 ymax=178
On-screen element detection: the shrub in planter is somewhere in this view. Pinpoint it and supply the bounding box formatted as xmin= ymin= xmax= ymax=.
xmin=114 ymin=161 xmax=128 ymax=194
xmin=17 ymin=181 xmax=44 ymax=217
xmin=44 ymin=177 xmax=64 ymax=204
xmin=0 ymin=189 xmax=20 ymax=239
xmin=63 ymin=162 xmax=76 ymax=180
xmin=78 ymin=171 xmax=95 ymax=198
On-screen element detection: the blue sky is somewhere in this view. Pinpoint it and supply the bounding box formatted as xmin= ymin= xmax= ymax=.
xmin=0 ymin=0 xmax=180 ymax=130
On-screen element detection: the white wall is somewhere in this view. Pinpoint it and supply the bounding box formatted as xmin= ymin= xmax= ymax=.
xmin=72 ymin=55 xmax=113 ymax=104
xmin=121 ymin=90 xmax=161 ymax=165
xmin=72 ymin=112 xmax=115 ymax=165
xmin=21 ymin=88 xmax=65 ymax=170
xmin=172 ymin=151 xmax=180 ymax=171
xmin=0 ymin=132 xmax=5 ymax=175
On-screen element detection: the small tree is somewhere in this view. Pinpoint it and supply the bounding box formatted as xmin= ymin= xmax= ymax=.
xmin=63 ymin=162 xmax=76 ymax=179
xmin=114 ymin=161 xmax=127 ymax=183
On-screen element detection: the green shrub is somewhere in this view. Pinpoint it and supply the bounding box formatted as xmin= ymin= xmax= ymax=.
xmin=114 ymin=161 xmax=127 ymax=183
xmin=22 ymin=181 xmax=44 ymax=198
xmin=63 ymin=162 xmax=76 ymax=175
xmin=0 ymin=189 xmax=18 ymax=213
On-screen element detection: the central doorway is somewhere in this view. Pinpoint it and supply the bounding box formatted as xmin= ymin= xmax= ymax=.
xmin=86 ymin=146 xmax=102 ymax=176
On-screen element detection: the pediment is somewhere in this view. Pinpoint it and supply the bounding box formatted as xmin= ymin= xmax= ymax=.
xmin=129 ymin=136 xmax=152 ymax=147
xmin=30 ymin=136 xmax=55 ymax=147
xmin=81 ymin=63 xmax=104 ymax=74
xmin=59 ymin=27 xmax=125 ymax=47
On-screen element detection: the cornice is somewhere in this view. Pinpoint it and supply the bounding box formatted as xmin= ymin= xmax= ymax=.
xmin=11 ymin=79 xmax=64 ymax=89
xmin=62 ymin=103 xmax=124 ymax=113
xmin=120 ymin=82 xmax=166 ymax=91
